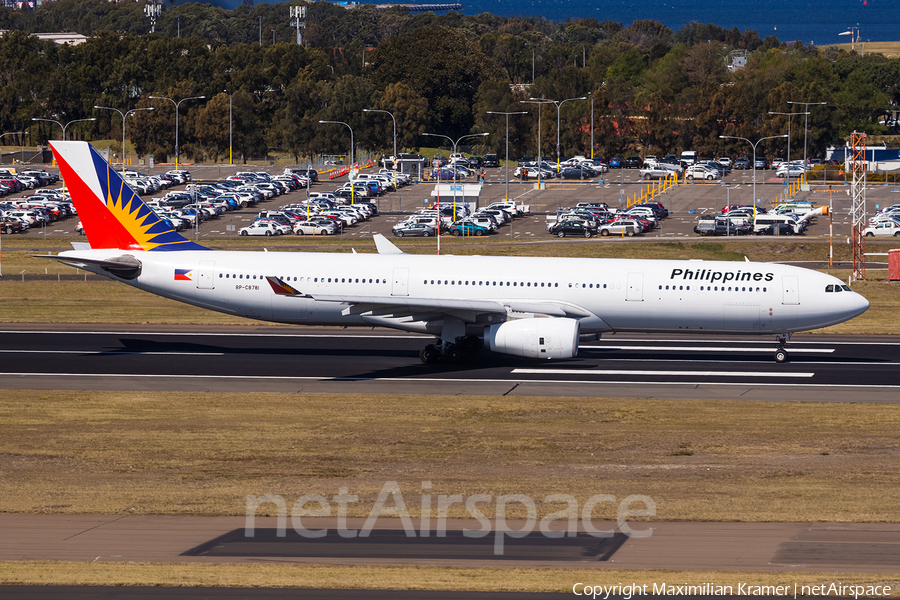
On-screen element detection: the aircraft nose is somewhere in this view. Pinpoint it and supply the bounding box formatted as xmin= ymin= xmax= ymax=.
xmin=847 ymin=291 xmax=870 ymax=320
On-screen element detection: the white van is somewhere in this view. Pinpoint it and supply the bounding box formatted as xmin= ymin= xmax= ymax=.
xmin=680 ymin=150 xmax=698 ymax=166
xmin=753 ymin=214 xmax=803 ymax=234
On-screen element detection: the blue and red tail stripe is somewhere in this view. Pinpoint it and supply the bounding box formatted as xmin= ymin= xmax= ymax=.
xmin=50 ymin=141 xmax=208 ymax=252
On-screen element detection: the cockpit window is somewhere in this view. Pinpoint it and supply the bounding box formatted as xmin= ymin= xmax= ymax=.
xmin=841 ymin=285 xmax=852 ymax=292
xmin=826 ymin=284 xmax=834 ymax=292
xmin=834 ymin=285 xmax=843 ymax=292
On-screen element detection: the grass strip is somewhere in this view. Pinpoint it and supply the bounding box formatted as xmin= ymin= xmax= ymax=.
xmin=1 ymin=391 xmax=899 ymax=521
xmin=1 ymin=562 xmax=899 ymax=594
xmin=2 ymin=238 xmax=899 ymax=332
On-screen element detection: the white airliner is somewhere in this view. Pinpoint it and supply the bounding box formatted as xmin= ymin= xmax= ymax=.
xmin=44 ymin=141 xmax=868 ymax=364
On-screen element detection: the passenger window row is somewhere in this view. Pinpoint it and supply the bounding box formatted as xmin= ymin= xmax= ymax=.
xmin=218 ymin=273 xmax=385 ymax=284
xmin=423 ymin=280 xmax=561 ymax=288
xmin=659 ymin=284 xmax=769 ymax=292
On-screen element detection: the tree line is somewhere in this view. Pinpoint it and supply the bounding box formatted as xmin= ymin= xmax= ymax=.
xmin=1 ymin=0 xmax=897 ymax=163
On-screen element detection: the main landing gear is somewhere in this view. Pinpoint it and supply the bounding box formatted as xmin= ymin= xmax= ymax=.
xmin=420 ymin=335 xmax=483 ymax=364
xmin=774 ymin=332 xmax=791 ymax=363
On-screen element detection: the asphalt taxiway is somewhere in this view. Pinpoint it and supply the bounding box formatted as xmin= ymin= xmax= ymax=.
xmin=0 ymin=326 xmax=898 ymax=401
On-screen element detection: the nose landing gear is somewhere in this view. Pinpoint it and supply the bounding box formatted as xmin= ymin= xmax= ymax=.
xmin=774 ymin=333 xmax=791 ymax=363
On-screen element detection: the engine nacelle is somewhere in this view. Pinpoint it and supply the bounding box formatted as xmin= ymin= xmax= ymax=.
xmin=484 ymin=318 xmax=580 ymax=359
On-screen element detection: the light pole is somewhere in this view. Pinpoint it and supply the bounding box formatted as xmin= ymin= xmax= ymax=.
xmin=787 ymin=101 xmax=827 ymax=168
xmin=363 ymin=109 xmax=398 ymax=192
xmin=422 ymin=132 xmax=489 ymax=221
xmin=227 ymin=90 xmax=233 ymax=165
xmin=768 ymin=110 xmax=809 ymax=166
xmin=529 ymin=95 xmax=588 ymax=171
xmin=94 ymin=106 xmax=155 ymax=173
xmin=148 ymin=95 xmax=206 ymax=169
xmin=486 ymin=110 xmax=526 ymax=201
xmin=719 ymin=134 xmax=788 ymax=208
xmin=319 ymin=120 xmax=355 ymax=202
xmin=520 ymin=100 xmax=544 ymax=185
xmin=362 ymin=109 xmax=397 ymax=160
xmin=31 ymin=117 xmax=96 ymax=141
xmin=0 ymin=132 xmax=23 ymax=165
xmin=319 ymin=120 xmax=354 ymax=166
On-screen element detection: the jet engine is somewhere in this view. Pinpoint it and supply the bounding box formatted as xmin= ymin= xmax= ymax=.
xmin=484 ymin=318 xmax=580 ymax=359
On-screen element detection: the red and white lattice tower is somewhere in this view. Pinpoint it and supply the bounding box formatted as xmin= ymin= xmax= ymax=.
xmin=849 ymin=131 xmax=867 ymax=281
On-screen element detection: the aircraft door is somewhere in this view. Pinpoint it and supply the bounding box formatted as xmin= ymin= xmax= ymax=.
xmin=782 ymin=276 xmax=800 ymax=305
xmin=197 ymin=260 xmax=215 ymax=290
xmin=626 ymin=272 xmax=644 ymax=302
xmin=391 ymin=267 xmax=409 ymax=296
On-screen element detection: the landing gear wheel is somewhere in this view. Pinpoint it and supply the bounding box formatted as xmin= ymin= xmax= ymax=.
xmin=774 ymin=348 xmax=789 ymax=363
xmin=420 ymin=344 xmax=441 ymax=364
xmin=461 ymin=335 xmax=483 ymax=354
xmin=445 ymin=345 xmax=462 ymax=362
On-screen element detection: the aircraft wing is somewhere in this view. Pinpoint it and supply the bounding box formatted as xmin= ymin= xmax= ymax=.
xmin=265 ymin=276 xmax=593 ymax=319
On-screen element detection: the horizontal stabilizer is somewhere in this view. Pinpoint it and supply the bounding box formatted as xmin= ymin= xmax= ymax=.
xmin=35 ymin=253 xmax=142 ymax=280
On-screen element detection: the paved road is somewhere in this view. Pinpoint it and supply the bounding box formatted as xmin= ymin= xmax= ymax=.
xmin=1 ymin=513 xmax=899 ymax=573
xmin=0 ymin=326 xmax=897 ymax=401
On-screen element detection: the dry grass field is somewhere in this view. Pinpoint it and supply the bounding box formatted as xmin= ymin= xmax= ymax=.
xmin=2 ymin=562 xmax=898 ymax=594
xmin=1 ymin=391 xmax=899 ymax=522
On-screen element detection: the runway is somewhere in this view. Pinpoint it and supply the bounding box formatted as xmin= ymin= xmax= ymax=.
xmin=0 ymin=326 xmax=898 ymax=401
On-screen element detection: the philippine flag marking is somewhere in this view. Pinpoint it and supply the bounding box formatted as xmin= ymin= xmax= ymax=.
xmin=174 ymin=269 xmax=193 ymax=281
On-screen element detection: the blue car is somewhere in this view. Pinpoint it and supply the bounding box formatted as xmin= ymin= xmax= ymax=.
xmin=449 ymin=221 xmax=489 ymax=237
xmin=609 ymin=157 xmax=622 ymax=168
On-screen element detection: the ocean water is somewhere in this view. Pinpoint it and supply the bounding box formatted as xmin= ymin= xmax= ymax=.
xmin=406 ymin=0 xmax=897 ymax=45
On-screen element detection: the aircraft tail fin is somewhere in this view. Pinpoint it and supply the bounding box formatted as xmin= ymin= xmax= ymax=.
xmin=50 ymin=141 xmax=208 ymax=252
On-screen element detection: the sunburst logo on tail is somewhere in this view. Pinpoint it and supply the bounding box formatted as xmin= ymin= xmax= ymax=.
xmin=50 ymin=141 xmax=207 ymax=252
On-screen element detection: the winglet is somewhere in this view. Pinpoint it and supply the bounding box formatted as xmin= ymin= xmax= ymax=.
xmin=373 ymin=233 xmax=404 ymax=255
xmin=49 ymin=141 xmax=208 ymax=252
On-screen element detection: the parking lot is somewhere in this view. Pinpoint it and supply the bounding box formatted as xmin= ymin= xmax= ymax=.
xmin=5 ymin=162 xmax=897 ymax=243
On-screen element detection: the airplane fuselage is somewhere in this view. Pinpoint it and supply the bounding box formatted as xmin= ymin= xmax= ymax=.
xmin=63 ymin=248 xmax=869 ymax=337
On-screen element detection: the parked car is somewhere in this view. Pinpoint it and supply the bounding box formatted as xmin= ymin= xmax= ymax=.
xmin=294 ymin=220 xmax=335 ymax=235
xmin=685 ymin=164 xmax=721 ymax=180
xmin=599 ymin=219 xmax=643 ymax=236
xmin=775 ymin=165 xmax=806 ymax=178
xmin=483 ymin=154 xmax=499 ymax=167
xmin=754 ymin=157 xmax=768 ymax=170
xmin=733 ymin=157 xmax=751 ymax=170
xmin=863 ymin=222 xmax=900 ymax=237
xmin=608 ymin=157 xmax=622 ymax=168
xmin=548 ymin=220 xmax=597 ymax=238
xmin=624 ymin=156 xmax=642 ymax=169
xmin=392 ymin=222 xmax=435 ymax=237
xmin=449 ymin=221 xmax=489 ymax=236
xmin=238 ymin=221 xmax=282 ymax=236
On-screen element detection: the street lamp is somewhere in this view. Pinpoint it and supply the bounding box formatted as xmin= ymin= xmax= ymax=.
xmin=319 ymin=120 xmax=354 ymax=166
xmin=421 ymin=131 xmax=489 ymax=221
xmin=528 ymin=95 xmax=588 ymax=170
xmin=486 ymin=111 xmax=527 ymax=201
xmin=319 ymin=120 xmax=355 ymax=202
xmin=94 ymin=106 xmax=155 ymax=173
xmin=787 ymin=101 xmax=827 ymax=168
xmin=31 ymin=117 xmax=96 ymax=141
xmin=719 ymin=134 xmax=788 ymax=207
xmin=148 ymin=95 xmax=206 ymax=169
xmin=362 ymin=109 xmax=397 ymax=160
xmin=0 ymin=132 xmax=23 ymax=164
xmin=519 ymin=100 xmax=544 ymax=185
